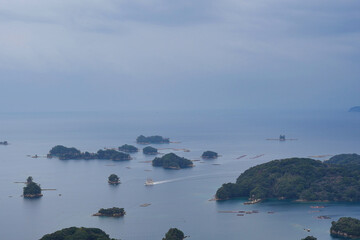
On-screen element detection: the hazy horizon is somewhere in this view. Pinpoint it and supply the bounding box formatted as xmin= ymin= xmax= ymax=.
xmin=1 ymin=0 xmax=359 ymax=112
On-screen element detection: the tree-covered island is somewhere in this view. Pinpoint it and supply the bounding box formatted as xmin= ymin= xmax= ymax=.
xmin=0 ymin=141 xmax=8 ymax=145
xmin=118 ymin=144 xmax=138 ymax=153
xmin=143 ymin=146 xmax=158 ymax=155
xmin=40 ymin=227 xmax=116 ymax=240
xmin=23 ymin=176 xmax=42 ymax=198
xmin=48 ymin=145 xmax=131 ymax=161
xmin=216 ymin=156 xmax=360 ymax=201
xmin=93 ymin=207 xmax=126 ymax=217
xmin=152 ymin=153 xmax=193 ymax=169
xmin=202 ymin=151 xmax=218 ymax=159
xmin=108 ymin=174 xmax=120 ymax=185
xmin=330 ymin=217 xmax=360 ymax=239
xmin=163 ymin=228 xmax=185 ymax=240
xmin=136 ymin=135 xmax=170 ymax=144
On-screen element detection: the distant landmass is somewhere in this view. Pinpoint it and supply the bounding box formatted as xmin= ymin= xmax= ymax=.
xmin=331 ymin=217 xmax=360 ymax=239
xmin=325 ymin=153 xmax=360 ymax=165
xmin=349 ymin=106 xmax=360 ymax=112
xmin=152 ymin=153 xmax=193 ymax=169
xmin=136 ymin=135 xmax=170 ymax=144
xmin=48 ymin=145 xmax=131 ymax=161
xmin=216 ymin=156 xmax=360 ymax=202
xmin=40 ymin=227 xmax=115 ymax=240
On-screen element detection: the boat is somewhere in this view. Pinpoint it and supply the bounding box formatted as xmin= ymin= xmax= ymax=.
xmin=145 ymin=178 xmax=154 ymax=186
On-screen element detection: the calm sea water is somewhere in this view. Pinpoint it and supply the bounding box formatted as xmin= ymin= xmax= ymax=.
xmin=0 ymin=110 xmax=359 ymax=240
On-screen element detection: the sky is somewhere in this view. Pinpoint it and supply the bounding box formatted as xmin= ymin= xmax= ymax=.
xmin=0 ymin=0 xmax=359 ymax=112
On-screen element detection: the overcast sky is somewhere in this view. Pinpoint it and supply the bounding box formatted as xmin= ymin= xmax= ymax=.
xmin=0 ymin=0 xmax=359 ymax=112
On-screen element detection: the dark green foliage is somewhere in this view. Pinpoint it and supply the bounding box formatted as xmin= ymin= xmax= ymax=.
xmin=96 ymin=149 xmax=131 ymax=161
xmin=118 ymin=144 xmax=138 ymax=153
xmin=162 ymin=228 xmax=185 ymax=240
xmin=48 ymin=145 xmax=131 ymax=161
xmin=108 ymin=174 xmax=119 ymax=183
xmin=153 ymin=153 xmax=193 ymax=169
xmin=136 ymin=135 xmax=170 ymax=144
xmin=143 ymin=146 xmax=158 ymax=155
xmin=23 ymin=180 xmax=41 ymax=196
xmin=301 ymin=236 xmax=317 ymax=240
xmin=216 ymin=157 xmax=360 ymax=201
xmin=39 ymin=226 xmax=115 ymax=240
xmin=325 ymin=154 xmax=360 ymax=165
xmin=98 ymin=207 xmax=125 ymax=216
xmin=202 ymin=151 xmax=218 ymax=159
xmin=27 ymin=176 xmax=33 ymax=184
xmin=331 ymin=217 xmax=360 ymax=237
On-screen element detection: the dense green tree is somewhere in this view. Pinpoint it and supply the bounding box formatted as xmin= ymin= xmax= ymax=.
xmin=331 ymin=217 xmax=360 ymax=237
xmin=301 ymin=236 xmax=317 ymax=240
xmin=202 ymin=151 xmax=218 ymax=159
xmin=108 ymin=174 xmax=120 ymax=184
xmin=98 ymin=207 xmax=125 ymax=216
xmin=39 ymin=227 xmax=115 ymax=240
xmin=136 ymin=135 xmax=170 ymax=144
xmin=325 ymin=153 xmax=360 ymax=165
xmin=162 ymin=228 xmax=185 ymax=240
xmin=143 ymin=146 xmax=158 ymax=155
xmin=27 ymin=176 xmax=33 ymax=184
xmin=153 ymin=153 xmax=193 ymax=169
xmin=216 ymin=157 xmax=360 ymax=201
xmin=23 ymin=177 xmax=42 ymax=197
xmin=118 ymin=144 xmax=138 ymax=153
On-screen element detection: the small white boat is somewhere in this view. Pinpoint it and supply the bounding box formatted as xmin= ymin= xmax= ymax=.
xmin=145 ymin=178 xmax=154 ymax=186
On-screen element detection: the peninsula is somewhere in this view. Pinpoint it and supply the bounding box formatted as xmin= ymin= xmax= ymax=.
xmin=216 ymin=157 xmax=360 ymax=201
xmin=118 ymin=144 xmax=138 ymax=153
xmin=23 ymin=176 xmax=42 ymax=198
xmin=331 ymin=217 xmax=360 ymax=239
xmin=202 ymin=151 xmax=218 ymax=159
xmin=152 ymin=153 xmax=193 ymax=169
xmin=93 ymin=207 xmax=126 ymax=217
xmin=40 ymin=227 xmax=115 ymax=240
xmin=143 ymin=146 xmax=158 ymax=155
xmin=48 ymin=145 xmax=131 ymax=161
xmin=136 ymin=135 xmax=170 ymax=144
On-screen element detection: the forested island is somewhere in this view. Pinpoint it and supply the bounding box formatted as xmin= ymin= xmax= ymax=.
xmin=0 ymin=141 xmax=8 ymax=145
xmin=349 ymin=106 xmax=360 ymax=112
xmin=143 ymin=146 xmax=158 ymax=155
xmin=48 ymin=145 xmax=131 ymax=161
xmin=108 ymin=174 xmax=120 ymax=185
xmin=331 ymin=217 xmax=360 ymax=239
xmin=40 ymin=227 xmax=115 ymax=240
xmin=216 ymin=156 xmax=360 ymax=201
xmin=93 ymin=207 xmax=126 ymax=217
xmin=202 ymin=151 xmax=218 ymax=159
xmin=118 ymin=144 xmax=138 ymax=153
xmin=163 ymin=228 xmax=185 ymax=240
xmin=23 ymin=176 xmax=42 ymax=198
xmin=152 ymin=153 xmax=193 ymax=169
xmin=136 ymin=135 xmax=170 ymax=144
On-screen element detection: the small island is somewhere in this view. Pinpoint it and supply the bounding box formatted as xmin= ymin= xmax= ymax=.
xmin=136 ymin=135 xmax=170 ymax=144
xmin=48 ymin=145 xmax=131 ymax=161
xmin=331 ymin=217 xmax=360 ymax=239
xmin=301 ymin=237 xmax=317 ymax=240
xmin=143 ymin=146 xmax=158 ymax=155
xmin=349 ymin=106 xmax=360 ymax=112
xmin=163 ymin=228 xmax=185 ymax=240
xmin=152 ymin=153 xmax=193 ymax=169
xmin=216 ymin=157 xmax=360 ymax=201
xmin=118 ymin=144 xmax=138 ymax=153
xmin=108 ymin=174 xmax=121 ymax=185
xmin=23 ymin=176 xmax=42 ymax=198
xmin=40 ymin=227 xmax=115 ymax=240
xmin=93 ymin=207 xmax=126 ymax=217
xmin=0 ymin=141 xmax=8 ymax=145
xmin=202 ymin=151 xmax=218 ymax=159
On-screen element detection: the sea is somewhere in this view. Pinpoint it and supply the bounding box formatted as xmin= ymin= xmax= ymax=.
xmin=0 ymin=109 xmax=359 ymax=240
